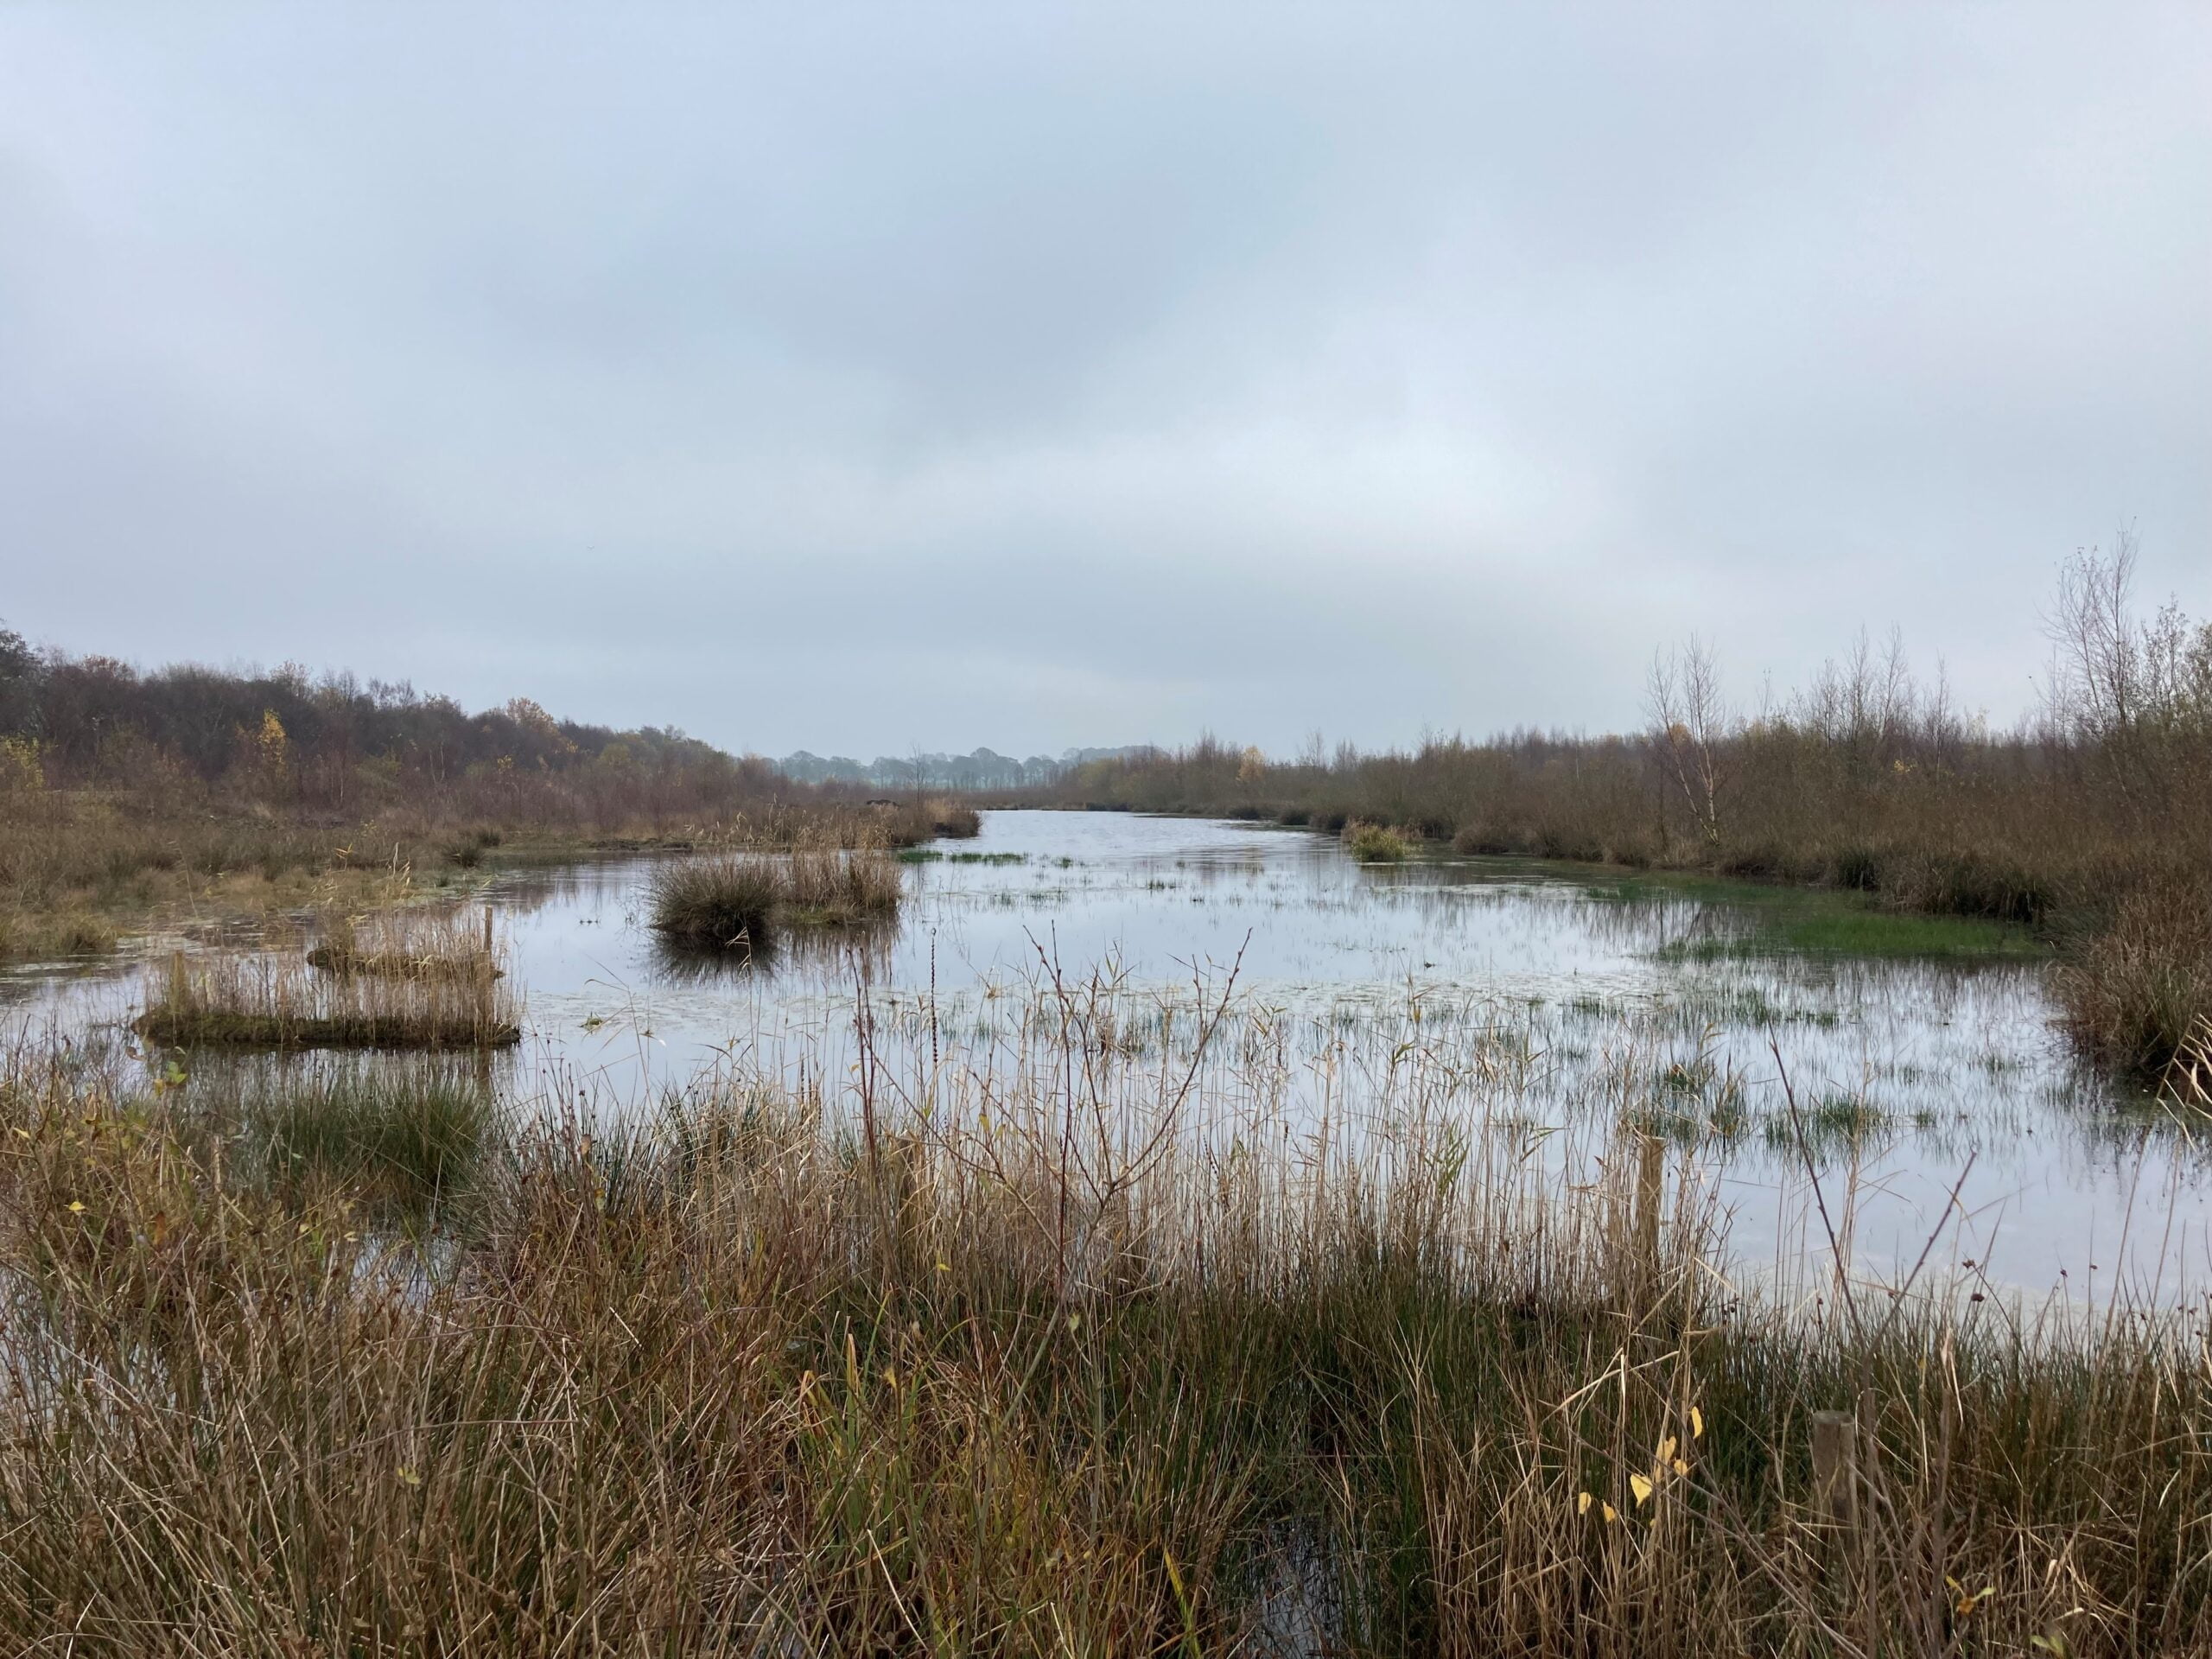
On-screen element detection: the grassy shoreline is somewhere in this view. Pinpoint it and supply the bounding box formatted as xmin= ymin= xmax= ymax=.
xmin=0 ymin=791 xmax=975 ymax=969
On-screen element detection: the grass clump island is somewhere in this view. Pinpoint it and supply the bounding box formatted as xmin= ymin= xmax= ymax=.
xmin=649 ymin=842 xmax=904 ymax=948
xmin=3 ymin=990 xmax=2211 ymax=1654
xmin=135 ymin=924 xmax=522 ymax=1051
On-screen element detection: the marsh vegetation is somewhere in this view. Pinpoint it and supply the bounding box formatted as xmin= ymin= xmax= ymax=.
xmin=6 ymin=956 xmax=2212 ymax=1654
xmin=1052 ymin=541 xmax=2212 ymax=1086
xmin=0 ymin=620 xmax=973 ymax=965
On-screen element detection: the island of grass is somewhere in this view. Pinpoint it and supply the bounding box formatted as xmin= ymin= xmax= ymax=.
xmin=133 ymin=945 xmax=522 ymax=1051
xmin=649 ymin=846 xmax=902 ymax=948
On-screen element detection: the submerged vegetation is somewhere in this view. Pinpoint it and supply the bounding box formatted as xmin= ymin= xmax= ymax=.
xmin=3 ymin=985 xmax=2210 ymax=1654
xmin=1053 ymin=540 xmax=2212 ymax=1082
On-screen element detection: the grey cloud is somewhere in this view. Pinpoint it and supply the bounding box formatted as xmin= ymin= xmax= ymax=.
xmin=2 ymin=3 xmax=2205 ymax=754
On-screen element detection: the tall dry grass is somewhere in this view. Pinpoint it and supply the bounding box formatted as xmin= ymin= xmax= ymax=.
xmin=3 ymin=971 xmax=2209 ymax=1653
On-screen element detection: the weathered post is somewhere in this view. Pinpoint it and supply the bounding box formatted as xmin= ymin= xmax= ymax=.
xmin=478 ymin=905 xmax=496 ymax=1038
xmin=1811 ymin=1409 xmax=1858 ymax=1525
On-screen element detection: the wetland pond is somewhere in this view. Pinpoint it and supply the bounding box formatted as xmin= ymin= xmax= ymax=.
xmin=10 ymin=809 xmax=2207 ymax=1300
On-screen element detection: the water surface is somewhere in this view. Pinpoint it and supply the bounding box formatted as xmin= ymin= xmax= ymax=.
xmin=10 ymin=810 xmax=2204 ymax=1300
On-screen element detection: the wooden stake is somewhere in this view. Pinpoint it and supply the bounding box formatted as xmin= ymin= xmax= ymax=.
xmin=1811 ymin=1409 xmax=1857 ymax=1524
xmin=478 ymin=905 xmax=496 ymax=1035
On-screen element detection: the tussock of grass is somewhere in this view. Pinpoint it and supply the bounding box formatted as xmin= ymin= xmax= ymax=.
xmin=783 ymin=842 xmax=904 ymax=924
xmin=650 ymin=845 xmax=903 ymax=947
xmin=646 ymin=855 xmax=781 ymax=947
xmin=227 ymin=1068 xmax=496 ymax=1214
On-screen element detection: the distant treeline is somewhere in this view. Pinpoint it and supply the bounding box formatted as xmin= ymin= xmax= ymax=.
xmin=0 ymin=624 xmax=785 ymax=820
xmin=775 ymin=746 xmax=1147 ymax=791
xmin=1050 ymin=539 xmax=2212 ymax=1080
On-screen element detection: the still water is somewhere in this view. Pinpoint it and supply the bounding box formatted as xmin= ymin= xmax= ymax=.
xmin=9 ymin=810 xmax=2205 ymax=1299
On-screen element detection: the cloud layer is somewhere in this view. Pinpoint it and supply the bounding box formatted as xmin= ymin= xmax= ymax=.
xmin=3 ymin=3 xmax=2206 ymax=753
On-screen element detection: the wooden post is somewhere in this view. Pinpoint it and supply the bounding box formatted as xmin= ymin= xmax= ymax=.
xmin=1811 ymin=1409 xmax=1857 ymax=1525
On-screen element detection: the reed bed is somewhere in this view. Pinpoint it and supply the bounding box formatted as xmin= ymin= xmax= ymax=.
xmin=135 ymin=932 xmax=521 ymax=1049
xmin=3 ymin=974 xmax=2209 ymax=1655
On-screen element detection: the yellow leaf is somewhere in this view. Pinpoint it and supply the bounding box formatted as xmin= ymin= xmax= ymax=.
xmin=397 ymin=1466 xmax=421 ymax=1488
xmin=1629 ymin=1473 xmax=1654 ymax=1506
xmin=1658 ymin=1435 xmax=1677 ymax=1462
xmin=1601 ymin=1503 xmax=1618 ymax=1524
xmin=1576 ymin=1491 xmax=1592 ymax=1516
xmin=1672 ymin=1458 xmax=1691 ymax=1477
xmin=1690 ymin=1406 xmax=1705 ymax=1439
xmin=66 ymin=1200 xmax=86 ymax=1214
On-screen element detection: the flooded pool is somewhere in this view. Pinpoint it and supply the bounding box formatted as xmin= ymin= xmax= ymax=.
xmin=8 ymin=809 xmax=2204 ymax=1299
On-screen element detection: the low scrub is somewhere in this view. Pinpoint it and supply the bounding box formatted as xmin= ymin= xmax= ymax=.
xmin=880 ymin=798 xmax=984 ymax=847
xmin=1342 ymin=819 xmax=1413 ymax=861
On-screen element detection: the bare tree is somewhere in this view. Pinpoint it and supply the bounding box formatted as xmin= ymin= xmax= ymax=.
xmin=1646 ymin=635 xmax=1733 ymax=845
xmin=2045 ymin=527 xmax=2147 ymax=746
xmin=2044 ymin=527 xmax=2212 ymax=808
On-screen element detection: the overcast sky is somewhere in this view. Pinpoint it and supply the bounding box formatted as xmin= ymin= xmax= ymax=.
xmin=3 ymin=4 xmax=2206 ymax=757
